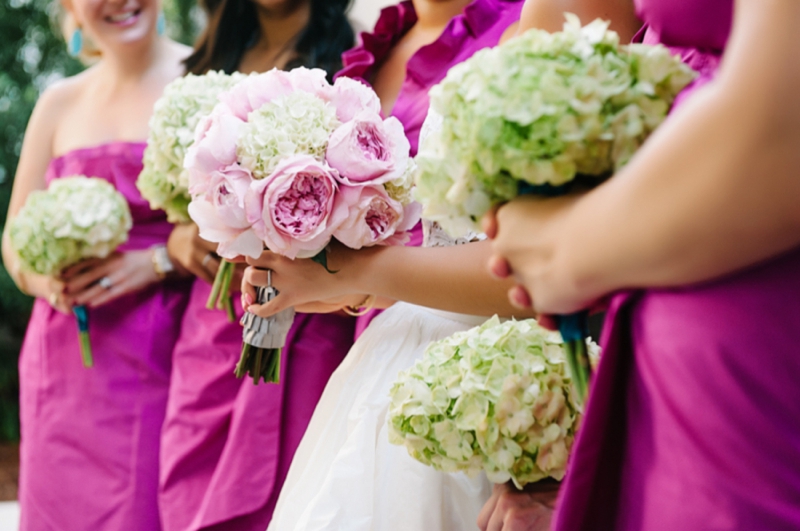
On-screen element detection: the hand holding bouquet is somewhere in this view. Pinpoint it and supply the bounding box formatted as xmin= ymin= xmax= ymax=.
xmin=388 ymin=316 xmax=600 ymax=488
xmin=414 ymin=15 xmax=695 ymax=402
xmin=186 ymin=67 xmax=420 ymax=383
xmin=9 ymin=176 xmax=132 ymax=367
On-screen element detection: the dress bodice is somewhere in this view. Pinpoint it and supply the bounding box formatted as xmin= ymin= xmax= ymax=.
xmin=45 ymin=142 xmax=173 ymax=251
xmin=635 ymin=0 xmax=732 ymax=52
xmin=337 ymin=0 xmax=523 ymax=156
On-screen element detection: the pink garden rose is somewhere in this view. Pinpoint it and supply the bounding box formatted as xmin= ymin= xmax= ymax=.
xmin=220 ymin=67 xmax=332 ymax=121
xmin=185 ymin=107 xmax=245 ymax=193
xmin=330 ymin=76 xmax=382 ymax=122
xmin=325 ymin=111 xmax=410 ymax=186
xmin=333 ymin=185 xmax=422 ymax=249
xmin=245 ymin=155 xmax=347 ymax=259
xmin=188 ymin=164 xmax=263 ymax=259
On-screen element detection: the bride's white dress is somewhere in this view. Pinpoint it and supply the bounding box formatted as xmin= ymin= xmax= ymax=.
xmin=268 ymin=224 xmax=492 ymax=531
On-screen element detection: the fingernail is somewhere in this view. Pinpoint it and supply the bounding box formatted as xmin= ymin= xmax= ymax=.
xmin=244 ymin=293 xmax=254 ymax=307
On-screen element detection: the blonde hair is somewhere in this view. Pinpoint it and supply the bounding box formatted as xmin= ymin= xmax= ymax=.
xmin=53 ymin=3 xmax=102 ymax=63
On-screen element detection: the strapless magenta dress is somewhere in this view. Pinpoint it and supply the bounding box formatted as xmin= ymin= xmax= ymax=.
xmin=158 ymin=287 xmax=354 ymax=530
xmin=18 ymin=142 xmax=192 ymax=530
xmin=554 ymin=1 xmax=800 ymax=529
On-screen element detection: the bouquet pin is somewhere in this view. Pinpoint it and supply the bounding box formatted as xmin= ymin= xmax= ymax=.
xmin=238 ymin=269 xmax=295 ymax=384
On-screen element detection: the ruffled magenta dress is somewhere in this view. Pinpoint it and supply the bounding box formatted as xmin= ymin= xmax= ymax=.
xmin=554 ymin=1 xmax=800 ymax=529
xmin=18 ymin=142 xmax=192 ymax=530
xmin=158 ymin=205 xmax=355 ymax=529
xmin=338 ymin=0 xmax=524 ymax=337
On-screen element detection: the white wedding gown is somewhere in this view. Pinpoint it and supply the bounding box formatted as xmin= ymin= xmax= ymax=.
xmin=268 ymin=225 xmax=492 ymax=531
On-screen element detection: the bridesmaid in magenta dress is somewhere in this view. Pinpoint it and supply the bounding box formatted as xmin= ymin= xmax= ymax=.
xmin=485 ymin=0 xmax=800 ymax=529
xmin=157 ymin=2 xmax=356 ymax=530
xmin=339 ymin=0 xmax=526 ymax=337
xmin=1 ymin=4 xmax=192 ymax=527
xmin=17 ymin=145 xmax=192 ymax=529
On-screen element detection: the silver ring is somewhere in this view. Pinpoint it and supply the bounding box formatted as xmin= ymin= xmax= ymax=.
xmin=99 ymin=276 xmax=113 ymax=290
xmin=202 ymin=253 xmax=215 ymax=269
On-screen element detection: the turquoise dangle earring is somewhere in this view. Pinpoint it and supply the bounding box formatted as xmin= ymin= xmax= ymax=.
xmin=68 ymin=27 xmax=83 ymax=57
xmin=156 ymin=12 xmax=166 ymax=35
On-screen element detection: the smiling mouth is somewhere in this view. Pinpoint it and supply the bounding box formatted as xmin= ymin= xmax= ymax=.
xmin=106 ymin=9 xmax=141 ymax=23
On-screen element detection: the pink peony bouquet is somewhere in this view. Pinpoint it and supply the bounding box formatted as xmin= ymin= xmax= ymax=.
xmin=185 ymin=67 xmax=420 ymax=383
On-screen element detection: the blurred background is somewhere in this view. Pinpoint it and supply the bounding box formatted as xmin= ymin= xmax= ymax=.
xmin=0 ymin=0 xmax=394 ymax=511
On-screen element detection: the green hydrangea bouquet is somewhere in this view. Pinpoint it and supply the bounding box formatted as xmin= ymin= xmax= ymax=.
xmin=388 ymin=316 xmax=600 ymax=488
xmin=414 ymin=15 xmax=695 ymax=405
xmin=137 ymin=70 xmax=246 ymax=223
xmin=415 ymin=14 xmax=697 ymax=237
xmin=9 ymin=176 xmax=132 ymax=367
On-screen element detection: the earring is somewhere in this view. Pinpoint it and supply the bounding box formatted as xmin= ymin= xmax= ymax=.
xmin=157 ymin=12 xmax=166 ymax=35
xmin=68 ymin=27 xmax=83 ymax=57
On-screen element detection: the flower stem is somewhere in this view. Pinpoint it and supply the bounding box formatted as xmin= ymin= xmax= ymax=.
xmin=206 ymin=260 xmax=227 ymax=310
xmin=72 ymin=305 xmax=93 ymax=368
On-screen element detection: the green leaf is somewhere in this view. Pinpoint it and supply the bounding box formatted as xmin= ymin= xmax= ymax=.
xmin=310 ymin=249 xmax=338 ymax=274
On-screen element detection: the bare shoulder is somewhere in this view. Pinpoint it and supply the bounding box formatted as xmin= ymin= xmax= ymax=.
xmin=33 ymin=68 xmax=97 ymax=124
xmin=162 ymin=39 xmax=192 ymax=78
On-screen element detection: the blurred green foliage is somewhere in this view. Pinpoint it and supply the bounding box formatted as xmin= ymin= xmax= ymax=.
xmin=0 ymin=0 xmax=198 ymax=441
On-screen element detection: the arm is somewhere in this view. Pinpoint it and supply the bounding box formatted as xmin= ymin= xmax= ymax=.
xmin=516 ymin=0 xmax=641 ymax=41
xmin=491 ymin=0 xmax=800 ymax=314
xmin=1 ymin=84 xmax=66 ymax=307
xmin=243 ymin=240 xmax=537 ymax=318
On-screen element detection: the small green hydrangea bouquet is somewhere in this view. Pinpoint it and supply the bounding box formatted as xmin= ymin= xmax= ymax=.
xmin=388 ymin=316 xmax=599 ymax=488
xmin=415 ymin=14 xmax=697 ymax=237
xmin=9 ymin=176 xmax=132 ymax=367
xmin=414 ymin=15 xmax=695 ymax=404
xmin=137 ymin=70 xmax=246 ymax=224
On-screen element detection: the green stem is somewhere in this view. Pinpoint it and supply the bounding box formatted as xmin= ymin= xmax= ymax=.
xmin=216 ymin=262 xmax=233 ymax=310
xmin=206 ymin=260 xmax=228 ymax=310
xmin=564 ymin=339 xmax=589 ymax=406
xmin=78 ymin=331 xmax=94 ymax=368
xmin=253 ymin=348 xmax=264 ymax=385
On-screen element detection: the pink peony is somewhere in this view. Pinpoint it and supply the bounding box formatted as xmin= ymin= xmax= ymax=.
xmin=185 ymin=107 xmax=246 ymax=194
xmin=330 ymin=76 xmax=382 ymax=122
xmin=188 ymin=164 xmax=263 ymax=259
xmin=333 ymin=185 xmax=422 ymax=249
xmin=219 ymin=67 xmax=332 ymax=121
xmin=245 ymin=155 xmax=347 ymax=259
xmin=326 ymin=112 xmax=410 ymax=186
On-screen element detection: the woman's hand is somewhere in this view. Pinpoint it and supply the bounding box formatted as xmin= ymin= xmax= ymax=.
xmin=240 ymin=243 xmax=360 ymax=317
xmin=167 ymin=222 xmax=220 ymax=284
xmin=477 ymin=482 xmax=558 ymax=531
xmin=60 ymin=250 xmax=160 ymax=308
xmin=485 ymin=195 xmax=577 ymax=314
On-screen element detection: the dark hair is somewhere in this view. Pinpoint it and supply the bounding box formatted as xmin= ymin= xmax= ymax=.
xmin=184 ymin=0 xmax=354 ymax=80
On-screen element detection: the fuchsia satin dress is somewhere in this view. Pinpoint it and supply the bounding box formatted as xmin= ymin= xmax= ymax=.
xmin=554 ymin=1 xmax=800 ymax=529
xmin=158 ymin=199 xmax=355 ymax=529
xmin=18 ymin=142 xmax=192 ymax=530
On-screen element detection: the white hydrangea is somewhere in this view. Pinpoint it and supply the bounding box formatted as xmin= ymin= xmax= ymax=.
xmin=138 ymin=71 xmax=246 ymax=222
xmin=415 ymin=14 xmax=697 ymax=235
xmin=388 ymin=316 xmax=600 ymax=488
xmin=237 ymin=91 xmax=341 ymax=179
xmin=10 ymin=176 xmax=132 ymax=275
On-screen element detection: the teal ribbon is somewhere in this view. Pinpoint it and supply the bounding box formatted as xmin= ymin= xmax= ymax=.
xmin=73 ymin=305 xmax=89 ymax=333
xmin=557 ymin=312 xmax=588 ymax=342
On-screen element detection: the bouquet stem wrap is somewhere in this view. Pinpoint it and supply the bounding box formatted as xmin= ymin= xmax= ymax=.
xmin=237 ymin=278 xmax=295 ymax=384
xmin=72 ymin=305 xmax=93 ymax=368
xmin=206 ymin=259 xmax=236 ymax=322
xmin=558 ymin=312 xmax=590 ymax=405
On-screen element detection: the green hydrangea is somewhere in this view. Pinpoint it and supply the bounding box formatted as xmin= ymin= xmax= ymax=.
xmin=138 ymin=71 xmax=246 ymax=222
xmin=415 ymin=15 xmax=697 ymax=236
xmin=388 ymin=316 xmax=600 ymax=488
xmin=237 ymin=91 xmax=341 ymax=179
xmin=10 ymin=176 xmax=132 ymax=275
